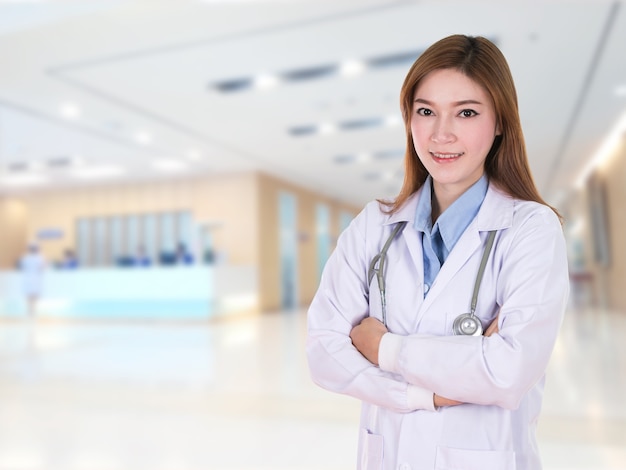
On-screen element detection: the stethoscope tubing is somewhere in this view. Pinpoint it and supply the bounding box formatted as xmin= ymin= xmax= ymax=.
xmin=368 ymin=222 xmax=496 ymax=334
xmin=368 ymin=222 xmax=407 ymax=326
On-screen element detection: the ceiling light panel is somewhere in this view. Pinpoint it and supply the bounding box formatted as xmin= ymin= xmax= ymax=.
xmin=7 ymin=162 xmax=30 ymax=173
xmin=211 ymin=77 xmax=254 ymax=93
xmin=47 ymin=156 xmax=76 ymax=169
xmin=288 ymin=125 xmax=317 ymax=137
xmin=333 ymin=154 xmax=355 ymax=164
xmin=366 ymin=50 xmax=422 ymax=69
xmin=209 ymin=49 xmax=423 ymax=94
xmin=289 ymin=116 xmax=392 ymax=137
xmin=373 ymin=149 xmax=404 ymax=160
xmin=280 ymin=64 xmax=337 ymax=82
xmin=339 ymin=117 xmax=385 ymax=131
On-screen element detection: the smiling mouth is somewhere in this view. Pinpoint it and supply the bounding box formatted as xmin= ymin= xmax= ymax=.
xmin=430 ymin=152 xmax=464 ymax=160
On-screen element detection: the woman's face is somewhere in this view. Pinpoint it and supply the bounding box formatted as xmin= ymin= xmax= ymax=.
xmin=410 ymin=68 xmax=500 ymax=199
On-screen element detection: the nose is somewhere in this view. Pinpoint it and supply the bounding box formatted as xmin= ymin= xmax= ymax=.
xmin=430 ymin=116 xmax=455 ymax=144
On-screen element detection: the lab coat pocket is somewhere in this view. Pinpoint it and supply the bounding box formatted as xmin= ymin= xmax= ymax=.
xmin=359 ymin=428 xmax=383 ymax=470
xmin=435 ymin=446 xmax=516 ymax=470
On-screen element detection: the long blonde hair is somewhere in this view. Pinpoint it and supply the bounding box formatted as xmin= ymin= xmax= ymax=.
xmin=382 ymin=34 xmax=560 ymax=219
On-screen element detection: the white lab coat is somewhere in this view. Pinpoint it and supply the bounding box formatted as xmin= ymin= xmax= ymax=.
xmin=307 ymin=183 xmax=569 ymax=470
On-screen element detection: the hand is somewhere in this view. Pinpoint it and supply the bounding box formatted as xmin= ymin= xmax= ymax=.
xmin=484 ymin=313 xmax=500 ymax=337
xmin=350 ymin=317 xmax=388 ymax=365
xmin=434 ymin=394 xmax=463 ymax=408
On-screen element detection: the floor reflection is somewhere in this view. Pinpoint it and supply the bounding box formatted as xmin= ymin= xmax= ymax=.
xmin=0 ymin=307 xmax=624 ymax=469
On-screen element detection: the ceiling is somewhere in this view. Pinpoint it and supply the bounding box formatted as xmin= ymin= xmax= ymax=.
xmin=0 ymin=0 xmax=625 ymax=209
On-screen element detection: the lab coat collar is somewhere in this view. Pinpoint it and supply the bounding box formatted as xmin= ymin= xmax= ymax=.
xmin=383 ymin=180 xmax=514 ymax=231
xmin=383 ymin=188 xmax=422 ymax=226
xmin=474 ymin=182 xmax=514 ymax=231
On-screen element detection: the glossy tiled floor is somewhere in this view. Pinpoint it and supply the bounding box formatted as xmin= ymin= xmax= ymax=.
xmin=0 ymin=305 xmax=625 ymax=469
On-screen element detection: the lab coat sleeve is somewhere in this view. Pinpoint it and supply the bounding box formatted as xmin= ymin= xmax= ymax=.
xmin=379 ymin=207 xmax=569 ymax=410
xmin=307 ymin=207 xmax=434 ymax=413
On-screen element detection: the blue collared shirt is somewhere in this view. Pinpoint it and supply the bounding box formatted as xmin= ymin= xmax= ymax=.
xmin=414 ymin=174 xmax=489 ymax=296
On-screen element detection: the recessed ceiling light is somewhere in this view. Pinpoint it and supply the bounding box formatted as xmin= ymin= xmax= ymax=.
xmin=339 ymin=60 xmax=366 ymax=78
xmin=384 ymin=115 xmax=402 ymax=127
xmin=153 ymin=159 xmax=188 ymax=172
xmin=318 ymin=123 xmax=336 ymax=135
xmin=187 ymin=150 xmax=202 ymax=161
xmin=356 ymin=153 xmax=371 ymax=163
xmin=212 ymin=49 xmax=429 ymax=95
xmin=1 ymin=174 xmax=48 ymax=187
xmin=70 ymin=166 xmax=125 ymax=180
xmin=135 ymin=131 xmax=152 ymax=145
xmin=254 ymin=74 xmax=280 ymax=90
xmin=59 ymin=103 xmax=81 ymax=119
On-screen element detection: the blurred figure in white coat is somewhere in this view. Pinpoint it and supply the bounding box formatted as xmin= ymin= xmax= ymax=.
xmin=307 ymin=35 xmax=569 ymax=470
xmin=19 ymin=243 xmax=46 ymax=317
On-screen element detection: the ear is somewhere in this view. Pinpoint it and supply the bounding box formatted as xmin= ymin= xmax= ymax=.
xmin=495 ymin=119 xmax=502 ymax=136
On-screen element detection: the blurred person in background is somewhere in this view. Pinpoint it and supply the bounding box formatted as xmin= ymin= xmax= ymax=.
xmin=60 ymin=248 xmax=79 ymax=269
xmin=133 ymin=244 xmax=152 ymax=267
xmin=175 ymin=242 xmax=194 ymax=265
xmin=307 ymin=35 xmax=569 ymax=470
xmin=19 ymin=243 xmax=47 ymax=317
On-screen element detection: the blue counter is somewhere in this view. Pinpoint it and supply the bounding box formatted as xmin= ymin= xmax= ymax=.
xmin=0 ymin=265 xmax=258 ymax=320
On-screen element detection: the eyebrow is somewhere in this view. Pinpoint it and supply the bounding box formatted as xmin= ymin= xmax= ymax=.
xmin=414 ymin=98 xmax=484 ymax=106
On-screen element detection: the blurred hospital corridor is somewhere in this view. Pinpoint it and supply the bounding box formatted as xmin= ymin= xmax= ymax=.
xmin=0 ymin=304 xmax=625 ymax=470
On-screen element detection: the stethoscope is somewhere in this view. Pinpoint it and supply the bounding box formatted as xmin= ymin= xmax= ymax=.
xmin=368 ymin=222 xmax=497 ymax=336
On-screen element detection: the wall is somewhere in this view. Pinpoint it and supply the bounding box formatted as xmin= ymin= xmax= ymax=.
xmin=257 ymin=173 xmax=360 ymax=312
xmin=596 ymin=139 xmax=626 ymax=311
xmin=569 ymin=138 xmax=626 ymax=312
xmin=16 ymin=172 xmax=258 ymax=267
xmin=0 ymin=198 xmax=28 ymax=268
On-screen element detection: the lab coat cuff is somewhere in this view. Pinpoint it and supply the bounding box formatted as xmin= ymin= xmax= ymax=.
xmin=407 ymin=385 xmax=436 ymax=412
xmin=379 ymin=332 xmax=402 ymax=374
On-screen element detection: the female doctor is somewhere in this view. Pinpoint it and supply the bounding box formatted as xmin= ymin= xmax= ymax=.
xmin=307 ymin=35 xmax=569 ymax=470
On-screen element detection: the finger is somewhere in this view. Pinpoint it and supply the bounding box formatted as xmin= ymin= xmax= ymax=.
xmin=484 ymin=320 xmax=499 ymax=337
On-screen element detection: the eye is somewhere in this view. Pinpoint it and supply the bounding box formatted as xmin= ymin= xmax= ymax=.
xmin=459 ymin=109 xmax=478 ymax=118
xmin=416 ymin=107 xmax=433 ymax=116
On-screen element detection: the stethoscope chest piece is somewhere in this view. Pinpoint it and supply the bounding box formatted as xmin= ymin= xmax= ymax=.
xmin=369 ymin=223 xmax=497 ymax=334
xmin=452 ymin=313 xmax=483 ymax=336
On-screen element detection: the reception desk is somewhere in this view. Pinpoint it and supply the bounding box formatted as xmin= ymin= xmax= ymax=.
xmin=0 ymin=265 xmax=258 ymax=320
